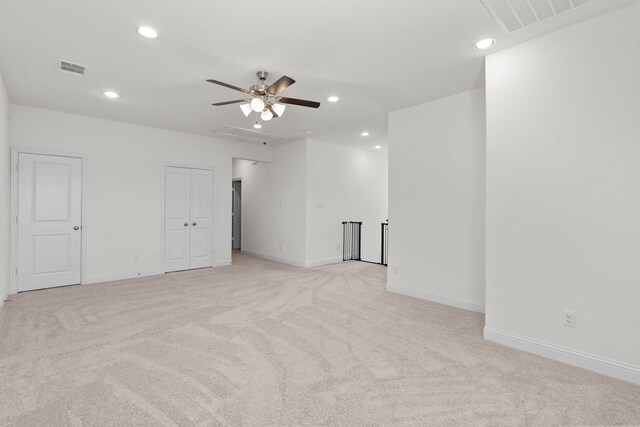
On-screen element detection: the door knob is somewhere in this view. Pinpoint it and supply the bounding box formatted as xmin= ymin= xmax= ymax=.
xmin=73 ymin=226 xmax=80 ymax=231
xmin=192 ymin=222 xmax=197 ymax=226
xmin=184 ymin=223 xmax=188 ymax=227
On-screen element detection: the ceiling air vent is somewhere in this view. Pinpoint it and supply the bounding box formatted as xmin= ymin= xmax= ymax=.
xmin=59 ymin=60 xmax=86 ymax=77
xmin=479 ymin=0 xmax=593 ymax=33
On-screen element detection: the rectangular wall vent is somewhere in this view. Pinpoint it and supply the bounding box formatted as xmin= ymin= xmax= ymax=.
xmin=479 ymin=0 xmax=593 ymax=33
xmin=59 ymin=60 xmax=86 ymax=76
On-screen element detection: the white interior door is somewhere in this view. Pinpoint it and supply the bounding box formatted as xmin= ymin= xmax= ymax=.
xmin=17 ymin=153 xmax=82 ymax=292
xmin=165 ymin=167 xmax=191 ymax=272
xmin=165 ymin=166 xmax=214 ymax=272
xmin=189 ymin=169 xmax=213 ymax=269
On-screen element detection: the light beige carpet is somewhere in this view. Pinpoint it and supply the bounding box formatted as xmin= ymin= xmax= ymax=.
xmin=0 ymin=253 xmax=639 ymax=426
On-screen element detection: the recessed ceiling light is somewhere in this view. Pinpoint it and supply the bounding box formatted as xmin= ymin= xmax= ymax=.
xmin=361 ymin=131 xmax=370 ymax=137
xmin=253 ymin=123 xmax=262 ymax=129
xmin=102 ymin=91 xmax=120 ymax=99
xmin=474 ymin=38 xmax=496 ymax=51
xmin=136 ymin=26 xmax=158 ymax=39
xmin=327 ymin=96 xmax=340 ymax=103
xmin=374 ymin=145 xmax=382 ymax=150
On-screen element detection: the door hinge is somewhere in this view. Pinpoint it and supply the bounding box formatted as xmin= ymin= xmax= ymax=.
xmin=15 ymin=216 xmax=18 ymax=223
xmin=16 ymin=163 xmax=19 ymax=172
xmin=16 ymin=267 xmax=18 ymax=276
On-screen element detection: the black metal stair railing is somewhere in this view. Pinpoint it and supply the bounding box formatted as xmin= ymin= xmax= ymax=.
xmin=342 ymin=221 xmax=362 ymax=261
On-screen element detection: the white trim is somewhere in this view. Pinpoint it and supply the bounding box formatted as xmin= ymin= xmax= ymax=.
xmin=386 ymin=283 xmax=486 ymax=313
xmin=10 ymin=148 xmax=88 ymax=294
xmin=241 ymin=249 xmax=306 ymax=268
xmin=87 ymin=262 xmax=232 ymax=284
xmin=484 ymin=326 xmax=640 ymax=386
xmin=85 ymin=269 xmax=163 ymax=285
xmin=304 ymin=257 xmax=343 ymax=268
xmin=161 ymin=163 xmax=215 ymax=274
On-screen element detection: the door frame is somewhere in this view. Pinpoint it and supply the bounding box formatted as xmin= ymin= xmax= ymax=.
xmin=10 ymin=148 xmax=88 ymax=294
xmin=232 ymin=178 xmax=241 ymax=250
xmin=161 ymin=163 xmax=215 ymax=273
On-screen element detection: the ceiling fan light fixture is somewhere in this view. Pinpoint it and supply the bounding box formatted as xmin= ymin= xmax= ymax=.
xmin=250 ymin=98 xmax=265 ymax=112
xmin=253 ymin=122 xmax=262 ymax=129
xmin=272 ymin=103 xmax=286 ymax=117
xmin=239 ymin=103 xmax=252 ymax=117
xmin=261 ymin=109 xmax=273 ymax=121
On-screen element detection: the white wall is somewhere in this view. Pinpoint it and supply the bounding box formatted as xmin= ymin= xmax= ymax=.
xmin=233 ymin=142 xmax=307 ymax=266
xmin=233 ymin=138 xmax=388 ymax=268
xmin=9 ymin=104 xmax=271 ymax=286
xmin=387 ymin=88 xmax=486 ymax=312
xmin=0 ymin=73 xmax=9 ymax=304
xmin=305 ymin=139 xmax=388 ymax=265
xmin=485 ymin=3 xmax=640 ymax=372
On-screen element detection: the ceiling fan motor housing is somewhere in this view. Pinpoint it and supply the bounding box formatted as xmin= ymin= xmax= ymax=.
xmin=251 ymin=71 xmax=270 ymax=96
xmin=250 ymin=84 xmax=268 ymax=95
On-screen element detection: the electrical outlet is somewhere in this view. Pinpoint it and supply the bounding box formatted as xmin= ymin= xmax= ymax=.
xmin=278 ymin=243 xmax=282 ymax=251
xmin=336 ymin=243 xmax=340 ymax=250
xmin=562 ymin=310 xmax=575 ymax=328
xmin=393 ymin=265 xmax=399 ymax=274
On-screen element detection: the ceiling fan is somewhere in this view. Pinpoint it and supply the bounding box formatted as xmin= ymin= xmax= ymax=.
xmin=207 ymin=71 xmax=320 ymax=122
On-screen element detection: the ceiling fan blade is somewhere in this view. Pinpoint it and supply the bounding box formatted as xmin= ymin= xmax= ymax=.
xmin=206 ymin=79 xmax=251 ymax=95
xmin=266 ymin=76 xmax=295 ymax=95
xmin=277 ymin=97 xmax=321 ymax=109
xmin=211 ymin=99 xmax=250 ymax=106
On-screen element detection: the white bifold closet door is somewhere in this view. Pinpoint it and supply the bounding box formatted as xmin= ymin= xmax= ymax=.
xmin=165 ymin=167 xmax=213 ymax=272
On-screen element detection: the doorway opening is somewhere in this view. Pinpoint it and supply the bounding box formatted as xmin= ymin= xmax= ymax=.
xmin=232 ymin=179 xmax=242 ymax=250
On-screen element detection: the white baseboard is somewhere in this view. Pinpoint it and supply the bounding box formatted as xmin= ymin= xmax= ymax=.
xmin=85 ymin=261 xmax=232 ymax=285
xmin=241 ymin=250 xmax=306 ymax=268
xmin=484 ymin=326 xmax=640 ymax=386
xmin=241 ymin=251 xmax=342 ymax=269
xmin=305 ymin=257 xmax=343 ymax=268
xmin=85 ymin=269 xmax=163 ymax=285
xmin=386 ymin=283 xmax=485 ymax=313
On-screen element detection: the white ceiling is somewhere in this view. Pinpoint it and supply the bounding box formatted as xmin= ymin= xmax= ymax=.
xmin=0 ymin=0 xmax=637 ymax=150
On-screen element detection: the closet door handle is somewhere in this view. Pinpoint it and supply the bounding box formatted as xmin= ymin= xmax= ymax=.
xmin=184 ymin=223 xmax=188 ymax=227
xmin=192 ymin=222 xmax=197 ymax=226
